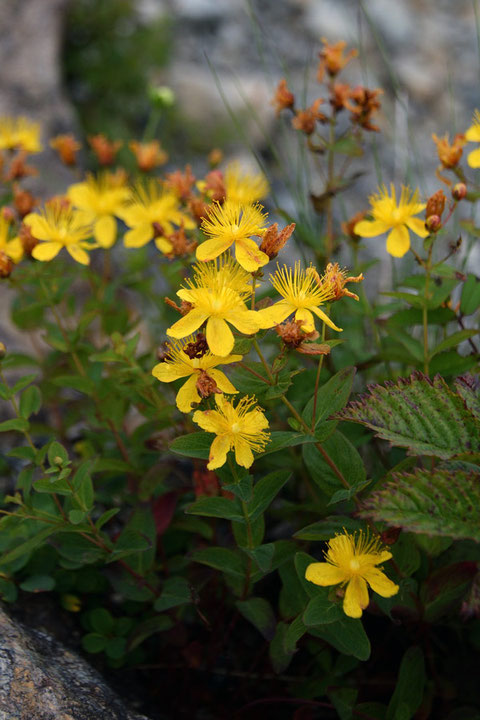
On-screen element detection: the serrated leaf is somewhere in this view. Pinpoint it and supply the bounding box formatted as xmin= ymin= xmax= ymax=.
xmin=338 ymin=372 xmax=480 ymax=459
xmin=360 ymin=468 xmax=480 ymax=542
xmin=236 ymin=597 xmax=276 ymax=640
xmin=455 ymin=375 xmax=480 ymax=420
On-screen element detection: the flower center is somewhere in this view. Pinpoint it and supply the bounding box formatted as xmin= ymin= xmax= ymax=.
xmin=349 ymin=558 xmax=361 ymax=573
xmin=231 ymin=422 xmax=240 ymax=433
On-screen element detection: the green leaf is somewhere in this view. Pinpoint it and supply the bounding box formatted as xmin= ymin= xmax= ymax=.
xmin=19 ymin=386 xmax=42 ymax=419
xmin=455 ymin=375 xmax=480 ymax=421
xmin=11 ymin=374 xmax=38 ymax=395
xmin=47 ymin=441 xmax=69 ymax=467
xmin=269 ymin=621 xmax=296 ymax=674
xmin=236 ymin=597 xmax=276 ymax=640
xmin=262 ymin=425 xmax=336 ymax=456
xmin=310 ymin=616 xmax=370 ymax=661
xmin=430 ymin=329 xmax=480 ymax=358
xmin=154 ymin=576 xmax=192 ymax=612
xmin=294 ymin=516 xmax=363 ymax=541
xmin=461 ymin=274 xmax=480 ymax=315
xmin=72 ymin=461 xmax=94 ymax=511
xmin=247 ymin=470 xmax=291 ymax=521
xmin=422 ymin=563 xmax=477 ymax=622
xmin=7 ymin=446 xmax=37 ymax=462
xmin=303 ymin=367 xmax=356 ymax=427
xmin=95 ymin=508 xmax=120 ymax=530
xmin=386 ymin=647 xmax=425 ymax=720
xmin=360 ymin=468 xmax=480 ymax=542
xmin=51 ymin=375 xmax=95 ymax=394
xmin=170 ymin=432 xmax=210 ymax=459
xmin=192 ymin=547 xmax=246 ymax=578
xmin=331 ymin=136 xmax=363 ymax=156
xmin=338 ymin=373 xmax=480 ymax=459
xmin=303 ymin=593 xmax=344 ymax=626
xmin=19 ymin=574 xmax=55 ymax=592
xmin=82 ymin=633 xmax=108 ymax=654
xmin=185 ymin=496 xmax=244 ymax=522
xmin=68 ymin=509 xmax=86 ymax=525
xmin=105 ymin=637 xmax=127 ymax=660
xmin=0 ymin=526 xmax=61 ymax=567
xmin=0 ymin=418 xmax=29 ymax=433
xmin=89 ymin=607 xmax=115 ymax=634
xmin=303 ymin=431 xmax=366 ymax=496
xmin=127 ymin=616 xmax=173 ymax=651
xmin=284 ymin=615 xmax=307 ymax=654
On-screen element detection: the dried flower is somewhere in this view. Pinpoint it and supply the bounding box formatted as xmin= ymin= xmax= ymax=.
xmin=50 ymin=134 xmax=81 ymax=166
xmin=317 ymin=38 xmax=358 ymax=82
xmin=432 ymin=133 xmax=465 ymax=169
xmin=130 ymin=140 xmax=168 ymax=172
xmin=208 ymin=148 xmax=223 ymax=167
xmin=259 ymin=222 xmax=295 ymax=259
xmin=292 ymin=99 xmax=326 ymax=135
xmin=88 ymin=134 xmax=122 ymax=166
xmin=13 ymin=184 xmax=38 ymax=218
xmin=318 ymin=262 xmax=363 ymax=302
xmin=272 ymin=78 xmax=295 ymax=115
xmin=166 ymin=165 xmax=196 ymax=200
xmin=346 ymin=86 xmax=383 ymax=132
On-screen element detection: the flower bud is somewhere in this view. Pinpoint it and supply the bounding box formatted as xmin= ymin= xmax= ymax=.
xmin=452 ymin=182 xmax=467 ymax=201
xmin=425 ymin=214 xmax=442 ymax=233
xmin=0 ymin=251 xmax=13 ymax=278
xmin=425 ymin=189 xmax=446 ymax=220
xmin=148 ymin=85 xmax=175 ymax=108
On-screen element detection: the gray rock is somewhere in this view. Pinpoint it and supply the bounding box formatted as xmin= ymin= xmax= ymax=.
xmin=0 ymin=606 xmax=150 ymax=720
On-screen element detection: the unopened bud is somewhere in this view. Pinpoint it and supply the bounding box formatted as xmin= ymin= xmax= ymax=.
xmin=0 ymin=342 xmax=6 ymax=359
xmin=148 ymin=85 xmax=175 ymax=108
xmin=53 ymin=456 xmax=63 ymax=466
xmin=425 ymin=189 xmax=446 ymax=220
xmin=425 ymin=214 xmax=442 ymax=233
xmin=0 ymin=251 xmax=13 ymax=278
xmin=452 ymin=182 xmax=467 ymax=201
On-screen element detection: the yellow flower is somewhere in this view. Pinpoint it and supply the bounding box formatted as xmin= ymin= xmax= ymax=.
xmin=199 ymin=201 xmax=269 ymax=272
xmin=152 ymin=335 xmax=241 ymax=412
xmin=465 ymin=110 xmax=480 ymax=168
xmin=193 ymin=394 xmax=270 ymax=469
xmin=67 ymin=172 xmax=129 ymax=249
xmin=0 ymin=116 xmax=42 ymax=153
xmin=118 ymin=180 xmax=195 ymax=254
xmin=354 ymin=185 xmax=427 ymax=258
xmin=0 ymin=216 xmax=23 ymax=264
xmin=257 ymin=262 xmax=342 ymax=333
xmin=167 ymin=256 xmax=259 ymax=356
xmin=224 ymin=162 xmax=269 ymax=206
xmin=24 ymin=200 xmax=94 ymax=265
xmin=305 ymin=530 xmax=399 ymax=618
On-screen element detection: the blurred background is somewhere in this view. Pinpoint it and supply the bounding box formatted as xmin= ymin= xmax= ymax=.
xmin=1 ymin=0 xmax=478 ymax=197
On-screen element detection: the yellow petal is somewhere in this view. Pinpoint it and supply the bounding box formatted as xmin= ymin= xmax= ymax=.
xmin=193 ymin=408 xmax=225 ymax=434
xmin=5 ymin=237 xmax=23 ymax=263
xmin=353 ymin=219 xmax=390 ymax=238
xmin=124 ymin=223 xmax=152 ymax=248
xmin=235 ymin=238 xmax=269 ymax=272
xmin=386 ymin=226 xmax=410 ymax=258
xmin=201 ymin=353 xmax=242 ymax=370
xmin=363 ymin=567 xmax=399 ymax=598
xmin=468 ymin=147 xmax=480 ymax=168
xmin=176 ymin=373 xmax=201 ymax=413
xmin=67 ymin=183 xmax=91 ymax=209
xmin=208 ymin=368 xmax=238 ymax=395
xmin=152 ymin=361 xmax=193 ymax=382
xmin=310 ymin=305 xmax=342 ymax=332
xmin=207 ymin=434 xmax=231 ymax=470
xmin=405 ymin=217 xmax=428 ymax=239
xmin=32 ymin=241 xmax=63 ymax=262
xmin=24 ymin=214 xmax=55 ymax=241
xmin=155 ymin=236 xmax=173 ymax=254
xmin=226 ymin=309 xmax=260 ymax=336
xmin=67 ymin=244 xmax=90 ymax=265
xmin=233 ymin=436 xmax=254 ymax=468
xmin=196 ymin=236 xmax=232 ymax=262
xmin=465 ymin=124 xmax=480 ymax=142
xmin=305 ymin=562 xmax=347 ymax=586
xmin=167 ymin=309 xmax=208 ymax=339
xmin=343 ymin=576 xmax=369 ymax=618
xmin=206 ymin=316 xmax=234 ymax=356
xmin=256 ymin=301 xmax=292 ymax=329
xmin=94 ymin=215 xmax=117 ymax=249
xmin=294 ymin=307 xmax=315 ymax=333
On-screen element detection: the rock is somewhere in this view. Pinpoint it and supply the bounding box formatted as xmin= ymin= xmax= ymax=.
xmin=0 ymin=606 xmax=151 ymax=720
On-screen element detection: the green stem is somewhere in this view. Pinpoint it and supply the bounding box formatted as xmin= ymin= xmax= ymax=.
xmin=311 ymin=306 xmax=328 ymax=430
xmin=423 ymin=248 xmax=433 ymax=375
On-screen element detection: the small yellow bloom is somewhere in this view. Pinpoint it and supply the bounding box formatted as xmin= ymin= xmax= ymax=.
xmin=167 ymin=256 xmax=259 ymax=357
xmin=305 ymin=530 xmax=399 ymax=618
xmin=67 ymin=172 xmax=129 ymax=249
xmin=152 ymin=335 xmax=241 ymax=412
xmin=199 ymin=201 xmax=269 ymax=272
xmin=257 ymin=262 xmax=342 ymax=333
xmin=224 ymin=162 xmax=269 ymax=206
xmin=465 ymin=110 xmax=480 ymax=168
xmin=193 ymin=394 xmax=270 ymax=469
xmin=0 ymin=216 xmax=23 ymax=265
xmin=118 ymin=179 xmax=195 ymax=254
xmin=0 ymin=116 xmax=42 ymax=153
xmin=354 ymin=185 xmax=427 ymax=258
xmin=24 ymin=200 xmax=94 ymax=265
